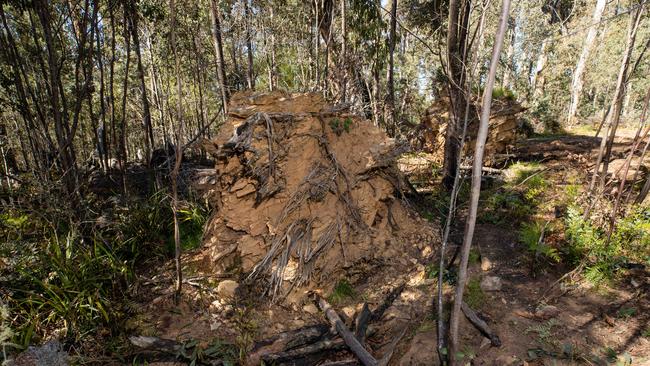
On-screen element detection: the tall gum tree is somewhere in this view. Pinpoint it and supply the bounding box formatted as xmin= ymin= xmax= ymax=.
xmin=566 ymin=0 xmax=607 ymax=125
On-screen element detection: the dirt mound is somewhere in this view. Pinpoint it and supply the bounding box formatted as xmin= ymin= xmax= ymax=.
xmin=198 ymin=91 xmax=438 ymax=302
xmin=416 ymin=96 xmax=526 ymax=165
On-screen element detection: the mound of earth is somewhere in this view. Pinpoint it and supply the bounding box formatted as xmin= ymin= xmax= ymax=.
xmin=415 ymin=95 xmax=526 ymax=165
xmin=197 ymin=91 xmax=439 ymax=303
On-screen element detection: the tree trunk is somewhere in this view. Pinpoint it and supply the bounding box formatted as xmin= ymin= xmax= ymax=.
xmin=170 ymin=0 xmax=184 ymax=301
xmin=531 ymin=39 xmax=547 ymax=98
xmin=501 ymin=17 xmax=515 ymax=89
xmin=566 ymin=0 xmax=607 ymax=126
xmin=119 ymin=3 xmax=132 ymax=193
xmin=209 ymin=0 xmax=229 ymax=113
xmin=95 ymin=8 xmax=109 ymax=172
xmin=448 ymin=0 xmax=510 ymax=363
xmin=35 ymin=0 xmax=82 ymax=196
xmin=340 ymin=0 xmax=347 ymax=102
xmin=128 ymin=0 xmax=154 ymax=165
xmin=442 ymin=0 xmax=470 ymax=189
xmin=244 ymin=0 xmax=255 ymax=90
xmin=387 ymin=0 xmax=397 ymax=136
xmin=587 ymin=3 xmax=644 ymax=199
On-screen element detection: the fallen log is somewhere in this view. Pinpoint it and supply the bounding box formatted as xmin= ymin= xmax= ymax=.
xmin=377 ymin=327 xmax=407 ymax=366
xmin=461 ymin=302 xmax=501 ymax=346
xmin=354 ymin=303 xmax=371 ymax=343
xmin=317 ymin=295 xmax=379 ymax=366
xmin=248 ymin=324 xmax=331 ymax=365
xmin=261 ymin=338 xmax=347 ymax=364
xmin=319 ymin=359 xmax=360 ymax=366
xmin=370 ymin=283 xmax=405 ymax=322
xmin=129 ymin=336 xmax=182 ymax=354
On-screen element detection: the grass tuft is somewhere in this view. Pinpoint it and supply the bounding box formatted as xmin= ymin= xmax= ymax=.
xmin=328 ymin=279 xmax=355 ymax=304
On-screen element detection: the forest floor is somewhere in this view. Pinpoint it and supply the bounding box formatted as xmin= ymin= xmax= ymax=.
xmin=421 ymin=129 xmax=650 ymax=365
xmin=121 ymin=128 xmax=650 ymax=366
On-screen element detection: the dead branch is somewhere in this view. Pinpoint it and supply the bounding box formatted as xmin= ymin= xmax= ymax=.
xmin=317 ymin=295 xmax=379 ymax=366
xmin=248 ymin=324 xmax=331 ymax=365
xmin=377 ymin=327 xmax=407 ymax=366
xmin=354 ymin=303 xmax=371 ymax=343
xmin=370 ymin=283 xmax=405 ymax=322
xmin=319 ymin=360 xmax=360 ymax=366
xmin=461 ymin=302 xmax=501 ymax=347
xmin=129 ymin=336 xmax=182 ymax=354
xmin=260 ymin=338 xmax=347 ymax=364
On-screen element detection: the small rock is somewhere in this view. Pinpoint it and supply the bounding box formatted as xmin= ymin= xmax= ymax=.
xmin=222 ymin=304 xmax=234 ymax=316
xmin=480 ymin=276 xmax=502 ymax=291
xmin=495 ymin=355 xmax=519 ymax=366
xmin=217 ymin=280 xmax=239 ymax=299
xmin=292 ymin=319 xmax=305 ymax=328
xmin=535 ymin=305 xmax=560 ymax=319
xmin=408 ymin=269 xmax=426 ymax=286
xmin=481 ymin=257 xmax=493 ymax=271
xmin=210 ymin=320 xmax=221 ymax=331
xmin=480 ymin=337 xmax=491 ymax=349
xmin=303 ymin=303 xmax=319 ymax=315
xmin=342 ymin=306 xmax=356 ymax=319
xmin=631 ymin=278 xmax=640 ymax=288
xmin=7 ymin=340 xmax=68 ymax=366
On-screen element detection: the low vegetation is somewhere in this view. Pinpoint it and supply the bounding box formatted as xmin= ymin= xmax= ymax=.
xmin=0 ymin=186 xmax=208 ymax=357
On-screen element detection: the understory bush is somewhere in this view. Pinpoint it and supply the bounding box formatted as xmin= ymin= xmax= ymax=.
xmin=0 ymin=189 xmax=208 ymax=354
xmin=564 ymin=205 xmax=650 ymax=284
xmin=519 ymin=221 xmax=560 ymax=265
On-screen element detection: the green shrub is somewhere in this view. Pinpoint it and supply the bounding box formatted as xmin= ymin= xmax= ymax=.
xmin=0 ymin=190 xmax=209 ymax=350
xmin=481 ymin=189 xmax=532 ymax=225
xmin=564 ymin=206 xmax=650 ymax=285
xmin=7 ymin=231 xmax=132 ymax=347
xmin=529 ymin=98 xmax=563 ymax=134
xmin=329 ymin=117 xmax=354 ymax=136
xmin=464 ymin=278 xmax=485 ymax=309
xmin=492 ymin=86 xmax=517 ymax=101
xmin=328 ymin=279 xmax=355 ymax=304
xmin=519 ymin=221 xmax=560 ymax=263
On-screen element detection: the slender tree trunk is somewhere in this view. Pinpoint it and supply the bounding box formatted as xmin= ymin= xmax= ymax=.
xmin=587 ymin=3 xmax=644 ymax=200
xmin=35 ymin=0 xmax=79 ymax=195
xmin=109 ymin=4 xmax=117 ymax=166
xmin=448 ymin=0 xmax=510 ymax=363
xmin=270 ymin=7 xmax=278 ymax=91
xmin=609 ymin=87 xmax=650 ymax=239
xmin=314 ymin=0 xmax=321 ymax=89
xmin=128 ymin=0 xmax=154 ymax=165
xmin=501 ymin=17 xmax=515 ymax=89
xmin=0 ymin=5 xmax=43 ymax=175
xmin=170 ymin=0 xmax=184 ymax=301
xmin=119 ymin=3 xmax=132 ymax=194
xmin=387 ymin=0 xmax=397 ymax=136
xmin=436 ymin=2 xmax=490 ymax=361
xmin=531 ymin=40 xmax=547 ymax=99
xmin=244 ymin=0 xmax=255 ymax=90
xmin=95 ymin=8 xmax=109 ymax=172
xmin=567 ymin=0 xmax=607 ymax=126
xmin=442 ymin=0 xmax=469 ymax=189
xmin=340 ymin=0 xmax=347 ymax=102
xmin=210 ymin=0 xmax=229 ymax=113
